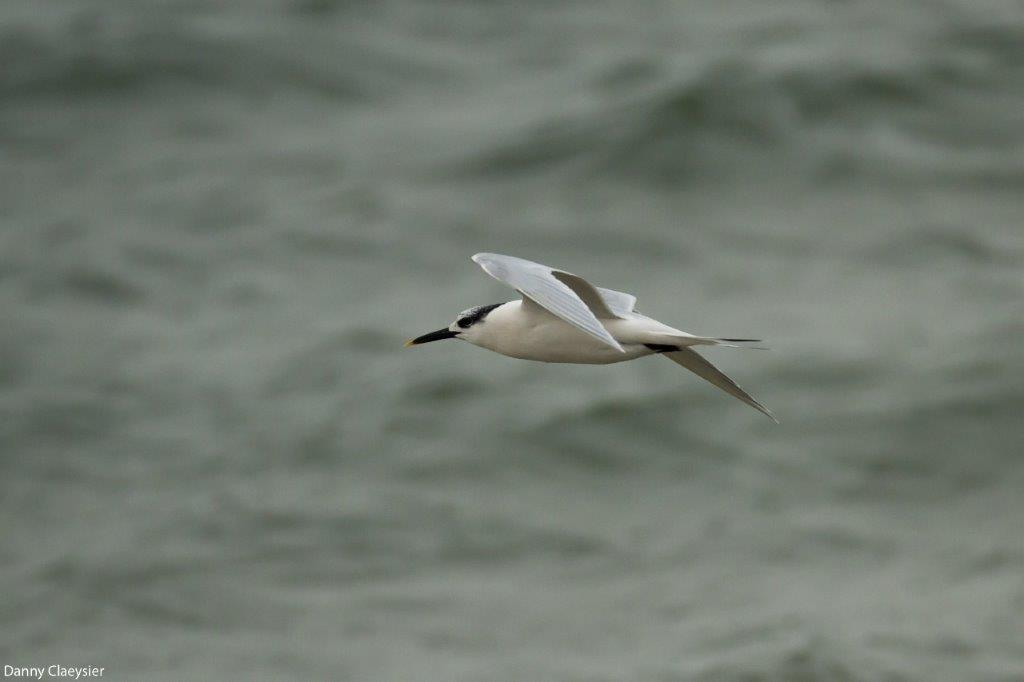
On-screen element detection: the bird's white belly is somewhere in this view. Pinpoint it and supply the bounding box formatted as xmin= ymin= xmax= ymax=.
xmin=485 ymin=314 xmax=650 ymax=364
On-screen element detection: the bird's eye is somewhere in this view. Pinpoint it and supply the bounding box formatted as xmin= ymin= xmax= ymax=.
xmin=457 ymin=317 xmax=471 ymax=329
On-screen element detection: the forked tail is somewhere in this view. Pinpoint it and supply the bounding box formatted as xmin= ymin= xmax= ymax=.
xmin=701 ymin=337 xmax=769 ymax=350
xmin=645 ymin=336 xmax=769 ymax=351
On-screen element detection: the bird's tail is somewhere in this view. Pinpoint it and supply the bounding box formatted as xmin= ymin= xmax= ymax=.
xmin=697 ymin=337 xmax=770 ymax=350
xmin=644 ymin=334 xmax=769 ymax=350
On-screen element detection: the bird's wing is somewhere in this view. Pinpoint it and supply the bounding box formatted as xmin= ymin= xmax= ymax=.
xmin=662 ymin=348 xmax=778 ymax=423
xmin=471 ymin=253 xmax=625 ymax=352
xmin=596 ymin=287 xmax=637 ymax=316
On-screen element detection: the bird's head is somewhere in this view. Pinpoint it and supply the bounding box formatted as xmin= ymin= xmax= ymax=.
xmin=404 ymin=302 xmax=503 ymax=348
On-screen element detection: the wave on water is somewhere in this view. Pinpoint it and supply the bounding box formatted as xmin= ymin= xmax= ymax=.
xmin=461 ymin=33 xmax=1024 ymax=185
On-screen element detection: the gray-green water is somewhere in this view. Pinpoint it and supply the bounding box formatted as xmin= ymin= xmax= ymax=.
xmin=2 ymin=1 xmax=1023 ymax=680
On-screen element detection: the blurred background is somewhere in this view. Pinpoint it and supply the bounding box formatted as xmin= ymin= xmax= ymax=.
xmin=2 ymin=1 xmax=1023 ymax=680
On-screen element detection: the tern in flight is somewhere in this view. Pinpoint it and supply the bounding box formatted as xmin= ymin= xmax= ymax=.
xmin=405 ymin=253 xmax=777 ymax=422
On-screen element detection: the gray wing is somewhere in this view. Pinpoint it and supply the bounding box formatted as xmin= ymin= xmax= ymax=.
xmin=596 ymin=287 xmax=637 ymax=316
xmin=663 ymin=348 xmax=778 ymax=423
xmin=471 ymin=253 xmax=625 ymax=352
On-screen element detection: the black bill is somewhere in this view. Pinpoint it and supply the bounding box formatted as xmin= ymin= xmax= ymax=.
xmin=404 ymin=328 xmax=458 ymax=346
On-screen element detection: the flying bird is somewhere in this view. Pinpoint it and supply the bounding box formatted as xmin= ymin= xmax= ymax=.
xmin=405 ymin=253 xmax=777 ymax=422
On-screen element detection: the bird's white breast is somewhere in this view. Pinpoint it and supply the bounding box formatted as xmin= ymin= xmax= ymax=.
xmin=465 ymin=300 xmax=651 ymax=364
